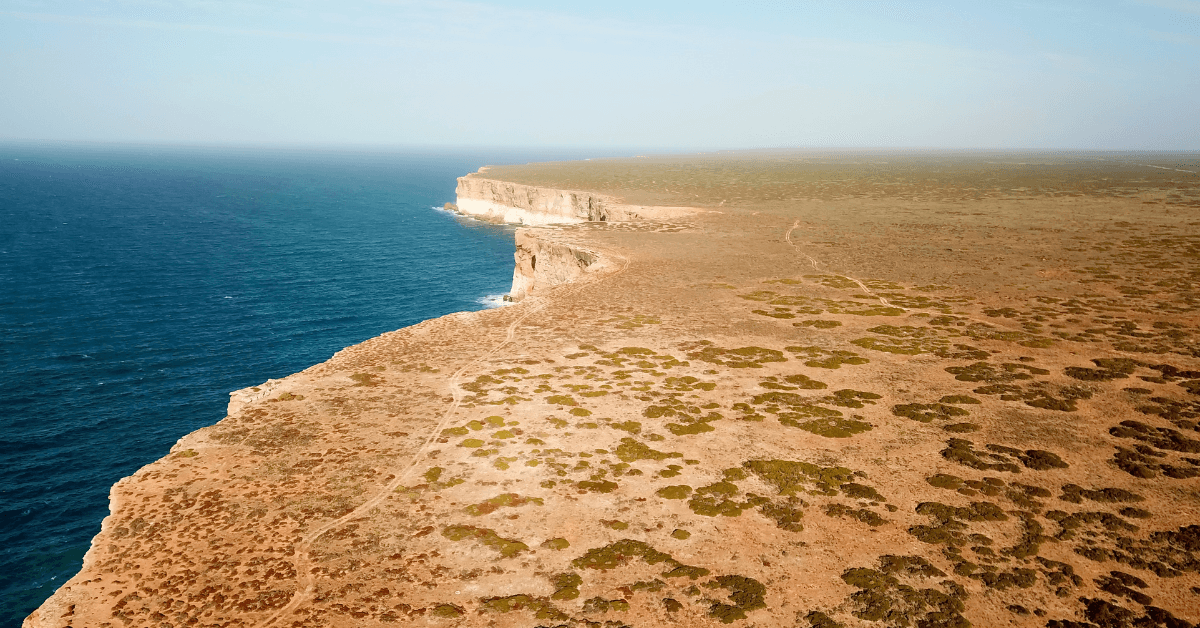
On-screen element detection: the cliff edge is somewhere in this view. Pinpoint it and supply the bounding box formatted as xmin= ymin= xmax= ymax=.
xmin=454 ymin=173 xmax=704 ymax=225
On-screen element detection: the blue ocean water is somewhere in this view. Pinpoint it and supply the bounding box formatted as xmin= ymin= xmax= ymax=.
xmin=0 ymin=144 xmax=589 ymax=626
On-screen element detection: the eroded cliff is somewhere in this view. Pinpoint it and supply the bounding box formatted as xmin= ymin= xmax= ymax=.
xmin=454 ymin=176 xmax=615 ymax=224
xmin=508 ymin=229 xmax=599 ymax=302
xmin=455 ymin=174 xmax=697 ymax=302
xmin=455 ymin=174 xmax=703 ymax=226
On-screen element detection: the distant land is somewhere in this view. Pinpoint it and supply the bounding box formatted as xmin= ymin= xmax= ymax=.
xmin=28 ymin=151 xmax=1200 ymax=628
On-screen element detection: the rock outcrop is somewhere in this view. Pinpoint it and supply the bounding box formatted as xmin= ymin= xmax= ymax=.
xmin=454 ymin=176 xmax=614 ymax=224
xmin=455 ymin=173 xmax=700 ymax=302
xmin=455 ymin=173 xmax=704 ymax=226
xmin=508 ymin=229 xmax=598 ymax=302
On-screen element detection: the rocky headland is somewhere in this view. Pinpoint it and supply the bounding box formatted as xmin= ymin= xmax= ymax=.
xmin=27 ymin=152 xmax=1200 ymax=628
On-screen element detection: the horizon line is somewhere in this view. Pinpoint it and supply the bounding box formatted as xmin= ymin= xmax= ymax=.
xmin=2 ymin=139 xmax=1198 ymax=156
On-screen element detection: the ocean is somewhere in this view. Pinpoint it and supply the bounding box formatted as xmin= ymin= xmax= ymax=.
xmin=0 ymin=144 xmax=592 ymax=626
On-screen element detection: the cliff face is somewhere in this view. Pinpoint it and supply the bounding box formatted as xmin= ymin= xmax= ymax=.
xmin=508 ymin=229 xmax=597 ymax=302
xmin=455 ymin=176 xmax=606 ymax=302
xmin=455 ymin=174 xmax=698 ymax=302
xmin=454 ymin=176 xmax=616 ymax=225
xmin=455 ymin=175 xmax=704 ymax=226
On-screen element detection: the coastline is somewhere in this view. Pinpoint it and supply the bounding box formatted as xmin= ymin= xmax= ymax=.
xmin=24 ymin=172 xmax=634 ymax=628
xmin=27 ymin=154 xmax=1200 ymax=628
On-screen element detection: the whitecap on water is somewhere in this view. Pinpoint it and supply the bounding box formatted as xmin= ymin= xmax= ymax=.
xmin=476 ymin=294 xmax=512 ymax=308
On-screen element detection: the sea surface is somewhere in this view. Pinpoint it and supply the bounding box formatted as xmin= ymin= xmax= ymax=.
xmin=0 ymin=144 xmax=598 ymax=626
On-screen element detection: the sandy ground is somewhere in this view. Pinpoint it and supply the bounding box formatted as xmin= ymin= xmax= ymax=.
xmin=26 ymin=152 xmax=1200 ymax=628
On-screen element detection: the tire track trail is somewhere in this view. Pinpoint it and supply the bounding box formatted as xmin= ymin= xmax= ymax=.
xmin=782 ymin=220 xmax=1151 ymax=361
xmin=254 ymin=242 xmax=629 ymax=628
xmin=785 ymin=219 xmax=906 ymax=311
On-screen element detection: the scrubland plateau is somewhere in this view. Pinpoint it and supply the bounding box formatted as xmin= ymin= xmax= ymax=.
xmin=27 ymin=151 xmax=1200 ymax=628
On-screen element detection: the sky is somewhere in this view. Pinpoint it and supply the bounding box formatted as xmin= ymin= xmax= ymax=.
xmin=0 ymin=0 xmax=1198 ymax=150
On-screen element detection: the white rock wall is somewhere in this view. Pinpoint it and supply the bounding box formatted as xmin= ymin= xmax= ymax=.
xmin=454 ymin=177 xmax=617 ymax=224
xmin=508 ymin=229 xmax=597 ymax=302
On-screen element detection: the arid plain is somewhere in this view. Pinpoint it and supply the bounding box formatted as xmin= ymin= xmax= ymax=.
xmin=27 ymin=152 xmax=1200 ymax=628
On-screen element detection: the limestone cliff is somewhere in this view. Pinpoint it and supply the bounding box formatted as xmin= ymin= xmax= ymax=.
xmin=454 ymin=176 xmax=615 ymax=224
xmin=455 ymin=173 xmax=700 ymax=302
xmin=454 ymin=173 xmax=704 ymax=226
xmin=508 ymin=229 xmax=598 ymax=302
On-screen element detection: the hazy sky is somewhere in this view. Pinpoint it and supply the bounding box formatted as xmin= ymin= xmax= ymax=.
xmin=1 ymin=1 xmax=1198 ymax=149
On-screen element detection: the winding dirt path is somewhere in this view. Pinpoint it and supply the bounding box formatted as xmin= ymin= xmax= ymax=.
xmin=783 ymin=220 xmax=1149 ymax=361
xmin=784 ymin=219 xmax=906 ymax=311
xmin=254 ymin=242 xmax=630 ymax=628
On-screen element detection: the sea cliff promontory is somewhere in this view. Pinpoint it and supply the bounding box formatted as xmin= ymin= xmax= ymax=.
xmin=28 ymin=153 xmax=1200 ymax=628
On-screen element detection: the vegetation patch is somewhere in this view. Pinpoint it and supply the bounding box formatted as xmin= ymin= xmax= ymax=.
xmin=939 ymin=395 xmax=981 ymax=405
xmin=429 ymin=604 xmax=464 ymax=618
xmin=572 ymin=539 xmax=709 ymax=579
xmin=614 ymin=437 xmax=682 ymax=463
xmin=736 ymin=389 xmax=877 ymax=437
xmin=465 ymin=493 xmax=543 ymax=516
xmin=583 ymin=597 xmax=631 ymax=613
xmin=541 ymin=537 xmax=570 ymax=550
xmin=602 ymin=314 xmax=661 ymax=329
xmin=786 ymin=345 xmax=869 ymax=369
xmin=685 ymin=342 xmax=787 ymax=368
xmin=576 ymin=480 xmax=619 ymax=493
xmin=795 ymin=319 xmax=842 ymax=329
xmin=442 ymin=525 xmax=528 ymax=558
xmin=744 ymin=459 xmax=863 ymax=497
xmin=941 ymin=438 xmax=1068 ymax=473
xmin=1066 ymin=358 xmax=1144 ymax=382
xmin=824 ymin=504 xmax=887 ymax=526
xmin=707 ymin=575 xmax=767 ymax=623
xmin=549 ymin=573 xmax=582 ymax=600
xmin=908 ymin=500 xmax=1011 ymax=547
xmin=645 ymin=395 xmax=724 ymax=435
xmin=795 ymin=416 xmax=873 ymax=438
xmin=350 ymin=372 xmax=381 ymax=386
xmin=892 ymin=403 xmax=970 ymax=423
xmin=1045 ymin=598 xmax=1193 ymax=628
xmin=479 ymin=595 xmax=567 ymax=621
xmin=759 ymin=502 xmax=805 ymax=532
xmin=1108 ymin=416 xmax=1200 ymax=479
xmin=657 ymin=485 xmax=693 ymax=499
xmin=758 ymin=374 xmax=828 ymax=390
xmin=688 ymin=481 xmax=768 ymax=517
xmin=828 ymin=389 xmax=882 ymax=408
xmin=804 ymin=611 xmax=845 ymax=628
xmin=1059 ymin=484 xmax=1144 ymax=504
xmin=610 ymin=420 xmax=642 ymax=434
xmin=946 ymin=361 xmax=1049 ymax=383
xmin=839 ymin=556 xmax=966 ymax=627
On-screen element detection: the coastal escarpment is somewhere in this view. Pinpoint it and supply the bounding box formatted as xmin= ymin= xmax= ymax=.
xmin=508 ymin=229 xmax=598 ymax=302
xmin=455 ymin=173 xmax=699 ymax=302
xmin=454 ymin=173 xmax=704 ymax=225
xmin=454 ymin=176 xmax=616 ymax=224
